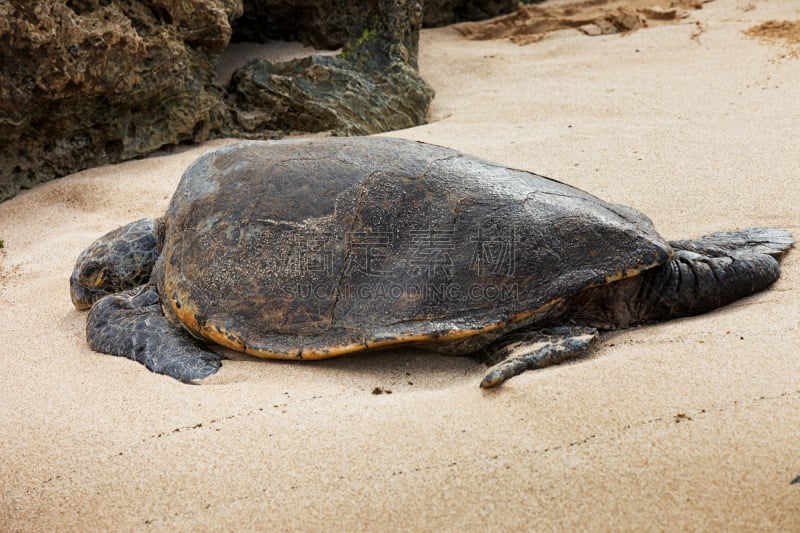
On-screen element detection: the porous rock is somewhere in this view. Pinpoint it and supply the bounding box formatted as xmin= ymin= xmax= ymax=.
xmin=2 ymin=0 xmax=515 ymax=201
xmin=0 ymin=0 xmax=242 ymax=202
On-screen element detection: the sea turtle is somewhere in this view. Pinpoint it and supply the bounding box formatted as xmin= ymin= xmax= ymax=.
xmin=70 ymin=137 xmax=794 ymax=387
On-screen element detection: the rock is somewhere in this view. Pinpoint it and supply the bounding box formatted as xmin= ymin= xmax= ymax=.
xmin=224 ymin=0 xmax=433 ymax=137
xmin=0 ymin=0 xmax=241 ymax=202
xmin=226 ymin=55 xmax=432 ymax=136
xmin=0 ymin=0 xmax=440 ymax=202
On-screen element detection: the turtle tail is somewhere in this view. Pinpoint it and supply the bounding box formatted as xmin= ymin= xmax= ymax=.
xmin=636 ymin=228 xmax=794 ymax=321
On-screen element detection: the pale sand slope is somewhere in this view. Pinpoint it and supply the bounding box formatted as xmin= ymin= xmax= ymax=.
xmin=1 ymin=0 xmax=799 ymax=530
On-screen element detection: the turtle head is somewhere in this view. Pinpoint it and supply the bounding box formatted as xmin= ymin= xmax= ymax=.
xmin=70 ymin=218 xmax=164 ymax=310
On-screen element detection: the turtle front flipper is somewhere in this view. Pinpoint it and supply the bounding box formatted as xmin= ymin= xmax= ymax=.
xmin=480 ymin=326 xmax=599 ymax=388
xmin=87 ymin=284 xmax=222 ymax=382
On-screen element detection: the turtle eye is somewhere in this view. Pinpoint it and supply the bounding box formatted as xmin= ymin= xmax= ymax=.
xmin=79 ymin=262 xmax=107 ymax=288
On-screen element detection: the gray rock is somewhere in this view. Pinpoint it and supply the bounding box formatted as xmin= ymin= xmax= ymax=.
xmin=224 ymin=0 xmax=433 ymax=137
xmin=226 ymin=55 xmax=433 ymax=136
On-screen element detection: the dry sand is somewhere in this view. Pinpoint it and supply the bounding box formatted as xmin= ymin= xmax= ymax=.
xmin=2 ymin=0 xmax=799 ymax=530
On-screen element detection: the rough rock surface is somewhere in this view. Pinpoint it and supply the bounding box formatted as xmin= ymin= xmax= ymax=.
xmin=227 ymin=55 xmax=432 ymax=136
xmin=2 ymin=0 xmax=530 ymax=201
xmin=0 ymin=0 xmax=242 ymax=202
xmin=225 ymin=0 xmax=433 ymax=136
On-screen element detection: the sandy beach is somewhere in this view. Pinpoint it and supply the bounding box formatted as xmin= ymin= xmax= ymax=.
xmin=1 ymin=0 xmax=799 ymax=530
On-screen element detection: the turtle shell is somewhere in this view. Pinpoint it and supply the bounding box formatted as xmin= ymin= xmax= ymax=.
xmin=157 ymin=137 xmax=670 ymax=359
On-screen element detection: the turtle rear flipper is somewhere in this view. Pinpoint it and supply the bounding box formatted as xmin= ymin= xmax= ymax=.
xmin=87 ymin=285 xmax=222 ymax=382
xmin=669 ymin=228 xmax=795 ymax=259
xmin=640 ymin=232 xmax=791 ymax=321
xmin=480 ymin=326 xmax=599 ymax=388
